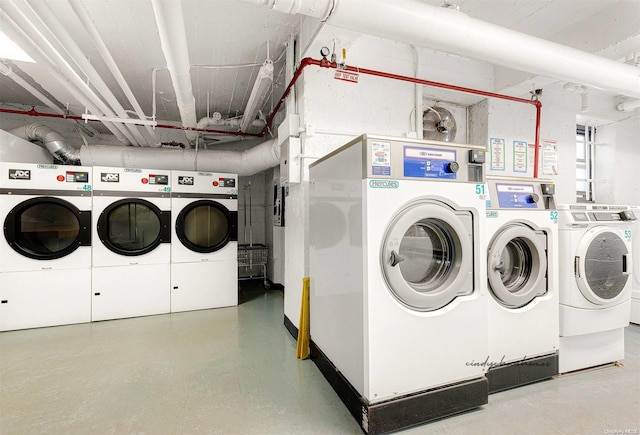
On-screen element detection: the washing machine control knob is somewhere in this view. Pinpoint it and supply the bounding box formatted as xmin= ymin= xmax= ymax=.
xmin=527 ymin=193 xmax=540 ymax=203
xmin=445 ymin=161 xmax=459 ymax=173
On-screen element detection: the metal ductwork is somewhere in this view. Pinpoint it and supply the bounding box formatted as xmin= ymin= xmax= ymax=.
xmin=238 ymin=0 xmax=640 ymax=99
xmin=8 ymin=123 xmax=81 ymax=165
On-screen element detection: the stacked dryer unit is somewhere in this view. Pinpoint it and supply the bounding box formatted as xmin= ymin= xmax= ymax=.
xmin=484 ymin=176 xmax=559 ymax=392
xmin=170 ymin=170 xmax=238 ymax=312
xmin=91 ymin=166 xmax=171 ymax=321
xmin=557 ymin=204 xmax=635 ymax=373
xmin=309 ymin=134 xmax=488 ymax=434
xmin=0 ymin=162 xmax=92 ymax=331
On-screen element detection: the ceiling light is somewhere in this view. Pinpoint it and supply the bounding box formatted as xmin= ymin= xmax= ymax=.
xmin=240 ymin=59 xmax=273 ymax=133
xmin=0 ymin=31 xmax=34 ymax=63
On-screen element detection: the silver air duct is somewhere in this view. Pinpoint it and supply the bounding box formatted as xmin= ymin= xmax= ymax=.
xmin=8 ymin=123 xmax=81 ymax=165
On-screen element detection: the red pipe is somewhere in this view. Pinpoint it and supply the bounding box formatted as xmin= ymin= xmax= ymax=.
xmin=263 ymin=57 xmax=543 ymax=178
xmin=0 ymin=107 xmax=263 ymax=138
xmin=2 ymin=57 xmax=543 ymax=176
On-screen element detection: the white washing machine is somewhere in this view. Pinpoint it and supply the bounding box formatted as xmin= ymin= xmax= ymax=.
xmin=92 ymin=166 xmax=171 ymax=321
xmin=309 ymin=134 xmax=488 ymax=434
xmin=484 ymin=176 xmax=559 ymax=392
xmin=628 ymin=204 xmax=640 ymax=324
xmin=0 ymin=162 xmax=92 ymax=331
xmin=557 ymin=204 xmax=635 ymax=373
xmin=170 ymin=170 xmax=238 ymax=312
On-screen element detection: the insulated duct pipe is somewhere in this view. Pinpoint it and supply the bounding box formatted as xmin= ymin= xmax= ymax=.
xmin=79 ymin=139 xmax=279 ymax=176
xmin=239 ymin=0 xmax=640 ymax=99
xmin=617 ymin=99 xmax=640 ymax=112
xmin=151 ymin=0 xmax=198 ymax=144
xmin=9 ymin=123 xmax=81 ymax=165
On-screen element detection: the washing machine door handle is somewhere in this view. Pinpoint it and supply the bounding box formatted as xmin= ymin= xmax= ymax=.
xmin=494 ymin=261 xmax=506 ymax=274
xmin=389 ymin=250 xmax=405 ymax=267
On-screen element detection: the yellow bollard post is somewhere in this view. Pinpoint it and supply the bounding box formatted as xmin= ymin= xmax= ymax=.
xmin=296 ymin=277 xmax=310 ymax=359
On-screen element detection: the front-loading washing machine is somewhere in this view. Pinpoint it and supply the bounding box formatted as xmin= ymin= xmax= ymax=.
xmin=557 ymin=204 xmax=635 ymax=372
xmin=170 ymin=170 xmax=238 ymax=312
xmin=92 ymin=166 xmax=171 ymax=321
xmin=0 ymin=162 xmax=92 ymax=331
xmin=628 ymin=204 xmax=640 ymax=324
xmin=309 ymin=134 xmax=488 ymax=434
xmin=484 ymin=176 xmax=559 ymax=393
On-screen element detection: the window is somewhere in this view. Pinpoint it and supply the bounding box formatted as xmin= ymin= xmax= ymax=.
xmin=576 ymin=124 xmax=595 ymax=202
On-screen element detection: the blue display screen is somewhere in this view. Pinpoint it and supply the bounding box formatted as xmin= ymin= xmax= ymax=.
xmin=496 ymin=183 xmax=537 ymax=208
xmin=403 ymin=146 xmax=457 ymax=179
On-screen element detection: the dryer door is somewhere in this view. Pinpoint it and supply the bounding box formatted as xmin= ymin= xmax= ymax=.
xmin=4 ymin=197 xmax=91 ymax=260
xmin=575 ymin=226 xmax=630 ymax=305
xmin=97 ymin=198 xmax=170 ymax=256
xmin=381 ymin=200 xmax=474 ymax=311
xmin=175 ymin=200 xmax=238 ymax=253
xmin=487 ymin=223 xmax=547 ymax=308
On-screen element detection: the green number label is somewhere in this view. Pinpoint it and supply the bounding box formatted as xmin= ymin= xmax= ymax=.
xmin=624 ymin=230 xmax=632 ymax=239
xmin=82 ymin=184 xmax=92 ymax=191
xmin=475 ymin=184 xmax=486 ymax=195
xmin=550 ymin=211 xmax=558 ymax=221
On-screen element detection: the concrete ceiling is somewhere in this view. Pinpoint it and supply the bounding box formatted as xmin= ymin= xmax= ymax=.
xmin=0 ymin=0 xmax=637 ymax=145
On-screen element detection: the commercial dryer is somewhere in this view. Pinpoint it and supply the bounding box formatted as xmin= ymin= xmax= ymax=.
xmin=170 ymin=170 xmax=238 ymax=312
xmin=0 ymin=162 xmax=92 ymax=331
xmin=91 ymin=166 xmax=171 ymax=321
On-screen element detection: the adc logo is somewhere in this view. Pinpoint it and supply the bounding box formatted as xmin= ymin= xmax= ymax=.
xmin=101 ymin=172 xmax=120 ymax=182
xmin=178 ymin=176 xmax=194 ymax=185
xmin=9 ymin=169 xmax=31 ymax=180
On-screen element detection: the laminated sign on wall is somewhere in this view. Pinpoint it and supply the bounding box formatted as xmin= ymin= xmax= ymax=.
xmin=542 ymin=140 xmax=559 ymax=175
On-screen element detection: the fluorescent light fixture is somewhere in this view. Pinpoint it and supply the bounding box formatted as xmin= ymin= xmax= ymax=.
xmin=81 ymin=114 xmax=158 ymax=127
xmin=0 ymin=31 xmax=34 ymax=63
xmin=240 ymin=60 xmax=273 ymax=133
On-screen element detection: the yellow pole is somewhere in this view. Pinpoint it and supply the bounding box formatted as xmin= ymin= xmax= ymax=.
xmin=296 ymin=277 xmax=310 ymax=359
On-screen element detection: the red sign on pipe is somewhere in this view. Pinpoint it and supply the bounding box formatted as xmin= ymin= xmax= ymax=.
xmin=334 ymin=70 xmax=359 ymax=83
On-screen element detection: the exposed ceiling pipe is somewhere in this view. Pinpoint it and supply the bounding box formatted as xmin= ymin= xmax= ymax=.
xmin=151 ymin=0 xmax=198 ymax=144
xmin=0 ymin=6 xmax=132 ymax=144
xmin=79 ymin=139 xmax=279 ymax=176
xmin=67 ymin=0 xmax=158 ymax=145
xmin=23 ymin=0 xmax=149 ymax=146
xmin=8 ymin=123 xmax=80 ymax=165
xmin=0 ymin=61 xmax=64 ymax=115
xmin=238 ymin=0 xmax=640 ymax=99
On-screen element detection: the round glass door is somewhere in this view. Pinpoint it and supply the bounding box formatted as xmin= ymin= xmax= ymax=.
xmin=176 ymin=200 xmax=236 ymax=253
xmin=381 ymin=200 xmax=474 ymax=311
xmin=4 ymin=197 xmax=90 ymax=260
xmin=487 ymin=224 xmax=547 ymax=308
xmin=97 ymin=199 xmax=169 ymax=256
xmin=576 ymin=227 xmax=630 ymax=304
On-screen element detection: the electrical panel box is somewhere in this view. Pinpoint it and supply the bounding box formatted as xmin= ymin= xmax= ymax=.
xmin=280 ymin=137 xmax=301 ymax=184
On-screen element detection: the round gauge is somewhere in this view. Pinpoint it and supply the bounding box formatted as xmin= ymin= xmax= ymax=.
xmin=320 ymin=46 xmax=330 ymax=57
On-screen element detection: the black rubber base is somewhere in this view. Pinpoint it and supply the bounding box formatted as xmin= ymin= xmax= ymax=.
xmin=310 ymin=341 xmax=488 ymax=434
xmin=284 ymin=314 xmax=298 ymax=340
xmin=487 ymin=352 xmax=559 ymax=394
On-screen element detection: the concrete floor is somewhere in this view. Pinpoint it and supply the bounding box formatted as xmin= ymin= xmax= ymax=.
xmin=1 ymin=283 xmax=639 ymax=434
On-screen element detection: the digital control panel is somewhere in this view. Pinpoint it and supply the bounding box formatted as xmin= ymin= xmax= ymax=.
xmin=496 ymin=183 xmax=538 ymax=209
xmin=403 ymin=146 xmax=458 ymax=179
